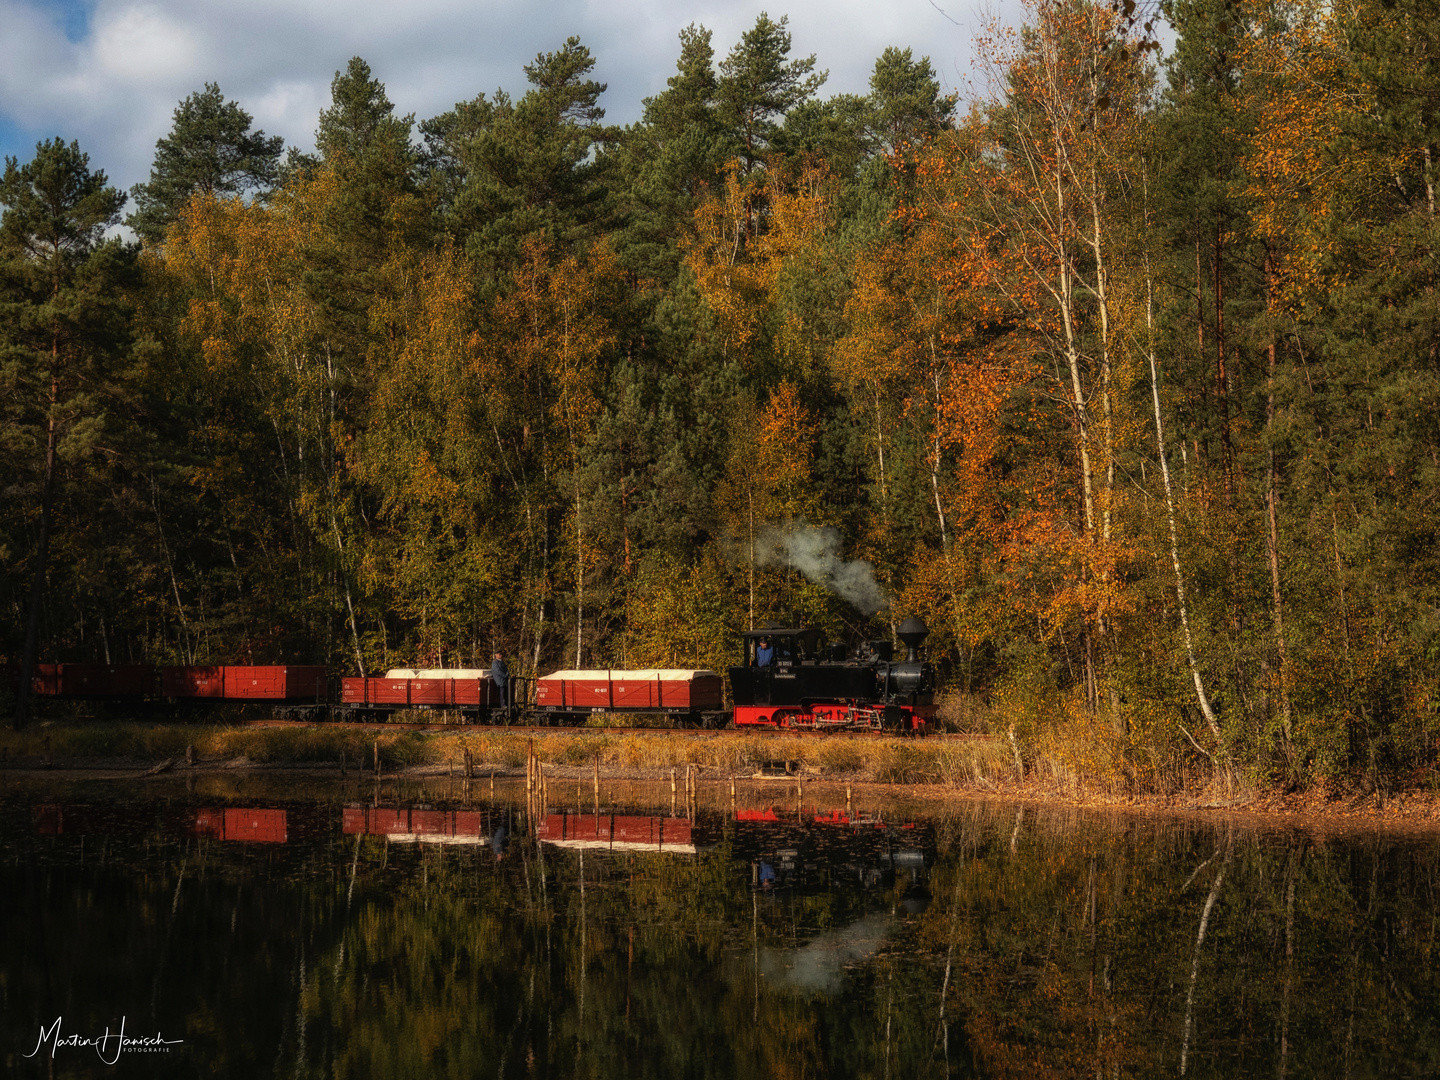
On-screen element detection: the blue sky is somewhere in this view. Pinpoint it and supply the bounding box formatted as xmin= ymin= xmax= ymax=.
xmin=0 ymin=0 xmax=996 ymax=195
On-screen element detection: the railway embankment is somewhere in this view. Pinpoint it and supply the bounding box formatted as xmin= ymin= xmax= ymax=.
xmin=4 ymin=719 xmax=1440 ymax=831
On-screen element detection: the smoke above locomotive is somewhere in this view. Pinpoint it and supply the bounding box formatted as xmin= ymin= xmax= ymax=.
xmin=754 ymin=522 xmax=888 ymax=615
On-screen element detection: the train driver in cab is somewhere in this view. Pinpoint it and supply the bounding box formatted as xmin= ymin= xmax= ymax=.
xmin=755 ymin=637 xmax=774 ymax=667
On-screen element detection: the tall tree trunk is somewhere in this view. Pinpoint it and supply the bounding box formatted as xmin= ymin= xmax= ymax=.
xmin=324 ymin=352 xmax=365 ymax=678
xmin=1085 ymin=155 xmax=1114 ymax=545
xmin=874 ymin=389 xmax=889 ymax=523
xmin=1279 ymin=846 xmax=1301 ymax=1079
xmin=1423 ymin=145 xmax=1435 ymax=219
xmin=747 ymin=486 xmax=755 ymax=631
xmin=330 ymin=518 xmax=366 ymax=678
xmin=15 ymin=366 xmax=59 ymax=730
xmin=1145 ymin=249 xmax=1223 ymax=747
xmin=151 ymin=477 xmax=193 ymax=664
xmin=574 ymin=469 xmax=584 ymax=670
xmin=1214 ymin=218 xmax=1234 ymax=507
xmin=1264 ymin=245 xmax=1295 ymax=765
xmin=1180 ymin=831 xmax=1232 ymax=1076
xmin=929 ymin=368 xmax=949 ymax=553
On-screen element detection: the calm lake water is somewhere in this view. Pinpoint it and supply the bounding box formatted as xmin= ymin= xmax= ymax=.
xmin=1 ymin=773 xmax=1436 ymax=1078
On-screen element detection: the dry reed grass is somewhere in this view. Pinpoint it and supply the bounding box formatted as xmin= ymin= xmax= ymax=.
xmin=0 ymin=721 xmax=1011 ymax=785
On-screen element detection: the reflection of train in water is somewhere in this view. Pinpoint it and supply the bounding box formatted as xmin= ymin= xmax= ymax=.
xmin=35 ymin=802 xmax=302 ymax=844
xmin=733 ymin=806 xmax=934 ymax=910
xmin=32 ymin=801 xmax=514 ymax=850
xmin=527 ymin=800 xmax=934 ymax=905
xmin=14 ymin=618 xmax=937 ymax=732
xmin=31 ymin=798 xmax=932 ymax=913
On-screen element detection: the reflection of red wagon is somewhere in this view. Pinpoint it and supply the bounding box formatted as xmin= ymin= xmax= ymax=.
xmin=191 ymin=807 xmax=287 ymax=842
xmin=36 ymin=804 xmax=289 ymax=843
xmin=536 ymin=812 xmax=704 ymax=854
xmin=342 ymin=806 xmax=491 ymax=844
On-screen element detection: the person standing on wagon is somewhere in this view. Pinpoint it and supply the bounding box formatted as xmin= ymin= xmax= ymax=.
xmin=491 ymin=652 xmax=509 ymax=712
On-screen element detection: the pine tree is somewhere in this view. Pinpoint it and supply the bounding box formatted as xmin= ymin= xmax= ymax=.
xmin=867 ymin=47 xmax=956 ymax=153
xmin=0 ymin=140 xmax=131 ymax=726
xmin=308 ymin=56 xmax=423 ymax=361
xmin=127 ymin=84 xmax=283 ymax=244
xmin=612 ymin=24 xmax=727 ymax=282
xmin=423 ymin=37 xmax=614 ymax=272
xmin=716 ymin=14 xmax=827 ymax=173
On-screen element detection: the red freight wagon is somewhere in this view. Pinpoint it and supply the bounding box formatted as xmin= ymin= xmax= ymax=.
xmin=223 ymin=666 xmax=326 ymax=700
xmin=31 ymin=664 xmax=156 ymax=698
xmin=338 ymin=668 xmax=499 ymax=720
xmin=162 ymin=665 xmax=327 ymax=701
xmin=533 ymin=669 xmax=723 ymax=725
xmin=163 ymin=666 xmax=224 ymax=697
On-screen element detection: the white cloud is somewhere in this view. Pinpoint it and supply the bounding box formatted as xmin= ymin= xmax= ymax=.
xmin=0 ymin=0 xmax=998 ymax=191
xmin=90 ymin=3 xmax=208 ymax=83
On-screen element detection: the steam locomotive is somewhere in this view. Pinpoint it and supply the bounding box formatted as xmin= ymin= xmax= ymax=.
xmin=14 ymin=618 xmax=936 ymax=733
xmin=728 ymin=616 xmax=936 ymax=731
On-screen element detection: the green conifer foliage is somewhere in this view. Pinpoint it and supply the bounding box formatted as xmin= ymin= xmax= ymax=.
xmin=0 ymin=140 xmax=131 ymax=726
xmin=423 ymin=37 xmax=613 ymax=273
xmin=716 ymin=13 xmax=827 ymax=173
xmin=867 ymin=47 xmax=956 ymax=153
xmin=127 ymin=83 xmax=283 ymax=244
xmin=611 ymin=25 xmax=727 ymax=282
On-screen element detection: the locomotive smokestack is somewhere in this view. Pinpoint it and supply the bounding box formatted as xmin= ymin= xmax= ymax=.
xmin=896 ymin=617 xmax=929 ymax=663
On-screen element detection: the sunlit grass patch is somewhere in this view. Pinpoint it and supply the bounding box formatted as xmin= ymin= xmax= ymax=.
xmin=0 ymin=720 xmax=1009 ymax=787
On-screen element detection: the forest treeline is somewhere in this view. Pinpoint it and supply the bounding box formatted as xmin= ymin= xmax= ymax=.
xmin=3 ymin=0 xmax=1438 ymax=790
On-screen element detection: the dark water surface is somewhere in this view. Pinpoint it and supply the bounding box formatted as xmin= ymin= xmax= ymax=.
xmin=1 ymin=773 xmax=1436 ymax=1078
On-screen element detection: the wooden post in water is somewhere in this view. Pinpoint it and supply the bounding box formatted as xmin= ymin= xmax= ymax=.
xmin=373 ymin=739 xmax=380 ymax=779
xmin=730 ymin=776 xmax=737 ymax=818
xmin=593 ymin=755 xmax=600 ymax=819
xmin=670 ymin=769 xmax=677 ymax=816
xmin=846 ymin=783 xmax=852 ymax=820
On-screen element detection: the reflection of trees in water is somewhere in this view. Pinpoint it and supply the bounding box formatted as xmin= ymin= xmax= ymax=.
xmin=3 ymin=796 xmax=1440 ymax=1077
xmin=917 ymin=804 xmax=1440 ymax=1078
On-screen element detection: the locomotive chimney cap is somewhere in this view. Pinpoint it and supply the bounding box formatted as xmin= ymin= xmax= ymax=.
xmin=896 ymin=617 xmax=929 ymax=648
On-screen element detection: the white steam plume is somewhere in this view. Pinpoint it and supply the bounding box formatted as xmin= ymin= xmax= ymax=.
xmin=756 ymin=523 xmax=889 ymax=615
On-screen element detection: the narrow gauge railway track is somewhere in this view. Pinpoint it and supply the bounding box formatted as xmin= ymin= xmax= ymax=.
xmin=232 ymin=718 xmax=993 ymax=740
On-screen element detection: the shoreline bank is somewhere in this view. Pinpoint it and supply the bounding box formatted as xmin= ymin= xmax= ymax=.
xmin=3 ymin=731 xmax=1437 ymax=835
